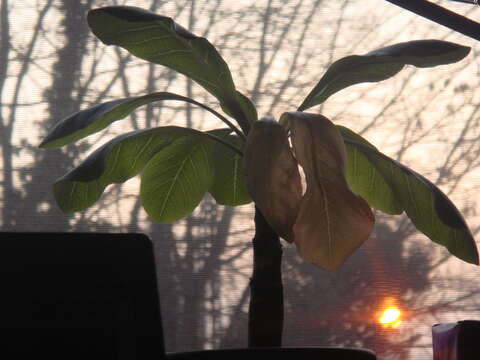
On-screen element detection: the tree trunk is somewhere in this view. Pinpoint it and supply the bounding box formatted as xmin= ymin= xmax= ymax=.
xmin=248 ymin=206 xmax=283 ymax=347
xmin=16 ymin=0 xmax=90 ymax=231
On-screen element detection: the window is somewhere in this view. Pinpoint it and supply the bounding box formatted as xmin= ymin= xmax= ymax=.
xmin=2 ymin=1 xmax=479 ymax=359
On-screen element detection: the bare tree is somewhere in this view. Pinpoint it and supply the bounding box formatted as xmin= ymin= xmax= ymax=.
xmin=0 ymin=0 xmax=54 ymax=229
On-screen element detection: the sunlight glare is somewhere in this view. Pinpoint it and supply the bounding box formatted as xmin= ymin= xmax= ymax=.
xmin=378 ymin=306 xmax=402 ymax=328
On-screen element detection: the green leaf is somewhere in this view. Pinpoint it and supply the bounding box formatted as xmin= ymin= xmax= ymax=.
xmin=339 ymin=126 xmax=403 ymax=215
xmin=339 ymin=127 xmax=479 ymax=265
xmin=87 ymin=6 xmax=256 ymax=130
xmin=53 ymin=126 xmax=214 ymax=214
xmin=366 ymin=40 xmax=470 ymax=67
xmin=298 ymin=40 xmax=470 ymax=111
xmin=39 ymin=92 xmax=240 ymax=149
xmin=208 ymin=131 xmax=251 ymax=206
xmin=231 ymin=91 xmax=258 ymax=126
xmin=140 ymin=131 xmax=217 ymax=222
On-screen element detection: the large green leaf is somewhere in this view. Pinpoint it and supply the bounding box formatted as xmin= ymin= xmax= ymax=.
xmin=298 ymin=40 xmax=470 ymax=111
xmin=209 ymin=131 xmax=251 ymax=206
xmin=39 ymin=92 xmax=240 ymax=149
xmin=339 ymin=127 xmax=479 ymax=265
xmin=53 ymin=126 xmax=216 ymax=214
xmin=87 ymin=6 xmax=257 ymax=130
xmin=140 ymin=131 xmax=217 ymax=222
xmin=339 ymin=126 xmax=403 ymax=215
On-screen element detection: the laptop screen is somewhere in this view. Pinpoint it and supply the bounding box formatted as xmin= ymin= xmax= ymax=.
xmin=0 ymin=232 xmax=165 ymax=360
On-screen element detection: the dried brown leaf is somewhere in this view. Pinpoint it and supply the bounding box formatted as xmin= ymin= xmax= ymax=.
xmin=286 ymin=112 xmax=375 ymax=270
xmin=245 ymin=118 xmax=302 ymax=242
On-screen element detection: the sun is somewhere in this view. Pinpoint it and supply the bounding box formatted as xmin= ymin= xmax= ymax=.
xmin=378 ymin=306 xmax=402 ymax=328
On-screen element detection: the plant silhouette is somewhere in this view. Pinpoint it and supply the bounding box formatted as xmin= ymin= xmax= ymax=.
xmin=40 ymin=5 xmax=478 ymax=347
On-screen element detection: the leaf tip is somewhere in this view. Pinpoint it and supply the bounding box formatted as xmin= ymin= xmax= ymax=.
xmin=38 ymin=139 xmax=48 ymax=149
xmin=88 ymin=6 xmax=165 ymax=44
xmin=38 ymin=136 xmax=62 ymax=149
xmin=464 ymin=243 xmax=479 ymax=266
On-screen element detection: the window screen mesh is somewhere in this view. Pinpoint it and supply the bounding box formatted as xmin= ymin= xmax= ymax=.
xmin=1 ymin=1 xmax=480 ymax=359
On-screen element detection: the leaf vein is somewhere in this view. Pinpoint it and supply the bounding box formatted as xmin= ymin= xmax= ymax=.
xmin=117 ymin=24 xmax=160 ymax=35
xmin=319 ymin=181 xmax=332 ymax=267
xmin=157 ymin=142 xmax=201 ymax=219
xmin=155 ymin=49 xmax=193 ymax=57
xmin=131 ymin=134 xmax=155 ymax=170
xmin=233 ymin=156 xmax=238 ymax=203
xmin=122 ymin=34 xmax=173 ymax=45
xmin=405 ymin=173 xmax=419 ymax=217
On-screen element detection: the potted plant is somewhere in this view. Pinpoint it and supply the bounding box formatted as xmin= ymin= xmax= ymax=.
xmin=39 ymin=5 xmax=479 ymax=358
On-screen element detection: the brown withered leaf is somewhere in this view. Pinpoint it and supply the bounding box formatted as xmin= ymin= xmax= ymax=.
xmin=245 ymin=118 xmax=302 ymax=242
xmin=285 ymin=112 xmax=375 ymax=270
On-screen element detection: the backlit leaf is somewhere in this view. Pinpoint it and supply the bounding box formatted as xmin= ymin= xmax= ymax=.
xmin=298 ymin=40 xmax=470 ymax=111
xmin=285 ymin=112 xmax=375 ymax=270
xmin=87 ymin=6 xmax=256 ymax=130
xmin=140 ymin=131 xmax=216 ymax=222
xmin=53 ymin=126 xmax=214 ymax=214
xmin=40 ymin=92 xmax=233 ymax=149
xmin=339 ymin=127 xmax=479 ymax=265
xmin=245 ymin=118 xmax=302 ymax=242
xmin=339 ymin=125 xmax=403 ymax=215
xmin=209 ymin=131 xmax=251 ymax=206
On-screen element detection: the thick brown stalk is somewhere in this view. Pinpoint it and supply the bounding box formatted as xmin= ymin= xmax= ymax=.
xmin=248 ymin=207 xmax=284 ymax=347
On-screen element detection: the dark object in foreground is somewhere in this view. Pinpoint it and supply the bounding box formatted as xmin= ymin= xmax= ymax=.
xmin=0 ymin=232 xmax=376 ymax=359
xmin=167 ymin=347 xmax=376 ymax=360
xmin=432 ymin=320 xmax=480 ymax=360
xmin=0 ymin=232 xmax=165 ymax=360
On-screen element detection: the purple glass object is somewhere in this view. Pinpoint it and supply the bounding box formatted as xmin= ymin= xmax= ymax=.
xmin=432 ymin=321 xmax=480 ymax=360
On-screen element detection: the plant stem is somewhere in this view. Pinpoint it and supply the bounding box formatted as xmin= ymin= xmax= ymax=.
xmin=248 ymin=206 xmax=284 ymax=347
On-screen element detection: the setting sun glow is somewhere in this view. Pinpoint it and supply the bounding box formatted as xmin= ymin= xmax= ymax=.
xmin=378 ymin=306 xmax=402 ymax=328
